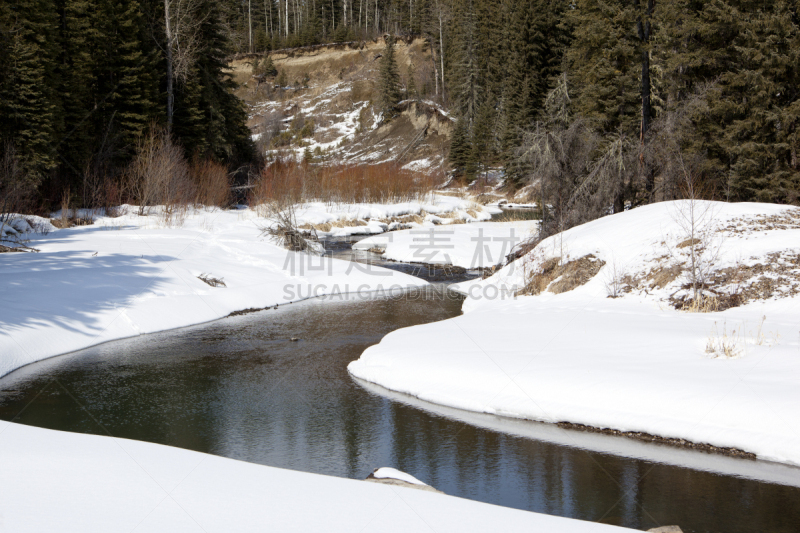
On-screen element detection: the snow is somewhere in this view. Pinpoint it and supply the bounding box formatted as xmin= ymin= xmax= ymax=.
xmin=349 ymin=201 xmax=800 ymax=466
xmin=0 ymin=206 xmax=427 ymax=379
xmin=354 ymin=220 xmax=539 ymax=268
xmin=356 ymin=378 xmax=800 ymax=489
xmin=401 ymin=158 xmax=433 ymax=172
xmin=0 ymin=214 xmax=57 ymax=239
xmin=0 ymin=420 xmax=629 ymax=532
xmin=281 ymin=194 xmax=498 ymax=237
xmin=370 ymin=467 xmax=428 ymax=486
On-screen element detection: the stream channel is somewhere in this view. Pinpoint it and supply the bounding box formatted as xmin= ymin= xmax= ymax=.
xmin=1 ymin=235 xmax=799 ymax=532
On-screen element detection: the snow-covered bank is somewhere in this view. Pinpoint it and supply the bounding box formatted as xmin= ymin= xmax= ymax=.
xmin=355 ymin=378 xmax=800 ymax=489
xmin=353 ymin=220 xmax=539 ymax=269
xmin=288 ymin=193 xmax=499 ymax=238
xmin=349 ymin=201 xmax=800 ymax=466
xmin=0 ymin=420 xmax=629 ymax=532
xmin=0 ymin=207 xmax=426 ymax=379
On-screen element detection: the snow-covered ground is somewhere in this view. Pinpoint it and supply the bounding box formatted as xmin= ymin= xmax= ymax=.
xmin=354 ymin=220 xmax=539 ymax=268
xmin=0 ymin=420 xmax=630 ymax=532
xmin=0 ymin=206 xmax=427 ymax=379
xmin=349 ymin=201 xmax=800 ymax=466
xmin=286 ymin=193 xmax=499 ymax=238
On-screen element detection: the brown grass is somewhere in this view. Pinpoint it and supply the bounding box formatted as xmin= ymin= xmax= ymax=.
xmin=517 ymin=255 xmax=606 ymax=296
xmin=299 ymin=219 xmax=368 ymax=232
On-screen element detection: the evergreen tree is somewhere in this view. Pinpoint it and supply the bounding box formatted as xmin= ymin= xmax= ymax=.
xmin=449 ymin=114 xmax=472 ymax=176
xmin=0 ymin=0 xmax=60 ymax=178
xmin=501 ymin=0 xmax=567 ymax=177
xmin=661 ymin=0 xmax=800 ymax=202
xmin=377 ymin=34 xmax=402 ymax=118
xmin=565 ymin=0 xmax=641 ymax=136
xmin=174 ymin=0 xmax=253 ymax=162
xmin=449 ymin=0 xmax=480 ymax=127
xmin=406 ymin=63 xmax=418 ymax=100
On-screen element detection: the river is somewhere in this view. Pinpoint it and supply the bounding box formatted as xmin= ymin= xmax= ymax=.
xmin=1 ymin=239 xmax=798 ymax=532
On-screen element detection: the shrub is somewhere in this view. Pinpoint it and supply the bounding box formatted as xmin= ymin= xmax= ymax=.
xmin=125 ymin=126 xmax=193 ymax=218
xmin=191 ymin=158 xmax=231 ymax=208
xmin=248 ymin=159 xmax=437 ymax=208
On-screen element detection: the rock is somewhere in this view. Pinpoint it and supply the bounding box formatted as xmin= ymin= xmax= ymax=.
xmin=648 ymin=527 xmax=683 ymax=533
xmin=365 ymin=467 xmax=444 ymax=494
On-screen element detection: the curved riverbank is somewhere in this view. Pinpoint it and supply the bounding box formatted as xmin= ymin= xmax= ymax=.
xmin=0 ymin=207 xmax=427 ymax=379
xmin=348 ymin=201 xmax=800 ymax=467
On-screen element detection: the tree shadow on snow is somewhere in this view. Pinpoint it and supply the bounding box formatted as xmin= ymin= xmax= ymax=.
xmin=0 ymin=250 xmax=174 ymax=337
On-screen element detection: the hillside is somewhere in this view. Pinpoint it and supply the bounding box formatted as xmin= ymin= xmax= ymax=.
xmin=228 ymin=38 xmax=451 ymax=172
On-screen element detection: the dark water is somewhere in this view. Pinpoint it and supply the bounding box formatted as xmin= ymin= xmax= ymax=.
xmin=1 ymin=287 xmax=799 ymax=532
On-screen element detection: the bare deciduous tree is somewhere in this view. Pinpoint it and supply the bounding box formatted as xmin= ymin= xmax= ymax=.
xmin=125 ymin=127 xmax=193 ymax=218
xmin=163 ymin=0 xmax=205 ymax=127
xmin=0 ymin=143 xmax=37 ymax=241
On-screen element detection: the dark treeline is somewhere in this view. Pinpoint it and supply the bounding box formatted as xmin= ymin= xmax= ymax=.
xmin=1 ymin=0 xmax=253 ymax=212
xmin=3 ymin=0 xmax=799 ymax=218
xmin=441 ymin=0 xmax=800 ymax=221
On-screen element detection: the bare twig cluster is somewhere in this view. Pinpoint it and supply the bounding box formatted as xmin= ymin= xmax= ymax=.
xmin=248 ymin=158 xmax=436 ymax=207
xmin=123 ymin=126 xmax=231 ymax=225
xmin=258 ymin=202 xmax=320 ymax=253
xmin=198 ymin=273 xmax=226 ymax=287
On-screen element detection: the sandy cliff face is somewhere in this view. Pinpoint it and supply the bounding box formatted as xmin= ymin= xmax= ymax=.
xmin=229 ymin=38 xmax=451 ymax=172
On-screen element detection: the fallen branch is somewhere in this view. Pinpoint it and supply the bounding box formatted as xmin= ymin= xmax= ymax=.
xmin=198 ymin=273 xmax=226 ymax=287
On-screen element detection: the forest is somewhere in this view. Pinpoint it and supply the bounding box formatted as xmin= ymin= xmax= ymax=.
xmin=2 ymin=0 xmax=799 ymax=226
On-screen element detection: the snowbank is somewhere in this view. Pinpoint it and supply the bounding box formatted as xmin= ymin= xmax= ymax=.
xmin=283 ymin=193 xmax=497 ymax=238
xmin=353 ymin=220 xmax=539 ymax=268
xmin=369 ymin=467 xmax=429 ymax=486
xmin=0 ymin=206 xmax=425 ymax=379
xmin=0 ymin=214 xmax=57 ymax=240
xmin=349 ymin=201 xmax=800 ymax=466
xmin=0 ymin=420 xmax=628 ymax=532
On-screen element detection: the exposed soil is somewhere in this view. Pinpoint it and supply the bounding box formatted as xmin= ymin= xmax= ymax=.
xmin=557 ymin=422 xmax=757 ymax=460
xmin=517 ymin=254 xmax=606 ymax=296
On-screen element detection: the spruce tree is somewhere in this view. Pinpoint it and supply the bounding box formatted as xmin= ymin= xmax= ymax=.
xmin=174 ymin=0 xmax=253 ymax=163
xmin=449 ymin=114 xmax=472 ymax=177
xmin=0 ymin=0 xmax=60 ymax=179
xmin=565 ymin=0 xmax=641 ymax=136
xmin=406 ymin=63 xmax=418 ymax=101
xmin=661 ymin=0 xmax=800 ymax=202
xmin=377 ymin=34 xmax=402 ymax=119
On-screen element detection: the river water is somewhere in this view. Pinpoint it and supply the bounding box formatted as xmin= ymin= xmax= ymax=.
xmin=1 ymin=243 xmax=798 ymax=532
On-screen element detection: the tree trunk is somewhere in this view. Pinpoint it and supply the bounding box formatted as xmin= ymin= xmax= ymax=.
xmin=637 ymin=0 xmax=655 ymax=197
xmin=430 ymin=36 xmax=439 ymax=96
xmin=164 ymin=0 xmax=174 ymax=128
xmin=438 ymin=12 xmax=445 ymax=98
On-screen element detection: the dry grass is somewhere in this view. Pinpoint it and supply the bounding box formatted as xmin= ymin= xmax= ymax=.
xmin=705 ymin=321 xmax=743 ymax=358
xmin=493 ymin=209 xmax=540 ymax=222
xmin=299 ymin=218 xmax=367 ymax=232
xmin=682 ymin=293 xmax=721 ymax=313
xmin=517 ymin=254 xmax=606 ymax=296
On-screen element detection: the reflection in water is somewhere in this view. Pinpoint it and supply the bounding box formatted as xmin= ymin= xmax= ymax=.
xmin=1 ymin=287 xmax=799 ymax=533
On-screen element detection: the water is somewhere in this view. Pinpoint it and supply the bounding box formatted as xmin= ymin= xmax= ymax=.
xmin=1 ymin=249 xmax=799 ymax=532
